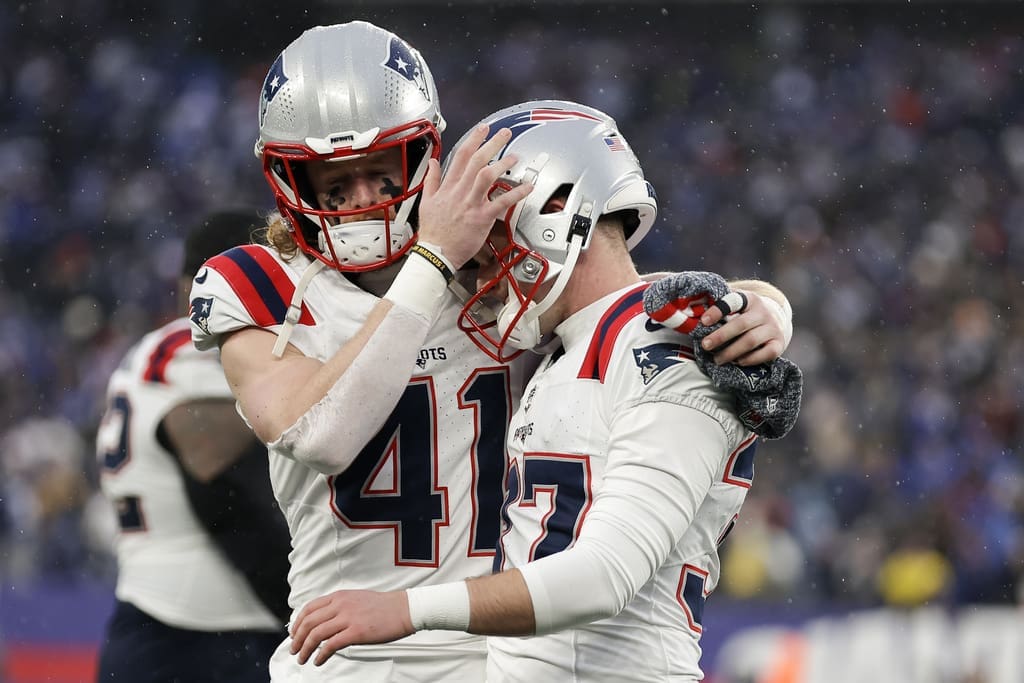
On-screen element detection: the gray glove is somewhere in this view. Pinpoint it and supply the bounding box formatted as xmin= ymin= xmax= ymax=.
xmin=644 ymin=271 xmax=803 ymax=440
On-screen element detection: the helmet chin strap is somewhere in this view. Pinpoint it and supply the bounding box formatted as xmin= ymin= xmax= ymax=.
xmin=498 ymin=232 xmax=585 ymax=351
xmin=272 ymin=258 xmax=326 ymax=358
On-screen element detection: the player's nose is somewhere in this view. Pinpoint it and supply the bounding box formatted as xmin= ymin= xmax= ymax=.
xmin=347 ymin=176 xmax=380 ymax=208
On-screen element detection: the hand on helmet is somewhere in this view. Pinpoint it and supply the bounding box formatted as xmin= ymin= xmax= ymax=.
xmin=417 ymin=125 xmax=533 ymax=269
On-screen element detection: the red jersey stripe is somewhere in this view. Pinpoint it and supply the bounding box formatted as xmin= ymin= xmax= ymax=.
xmin=206 ymin=246 xmax=315 ymax=328
xmin=578 ymin=284 xmax=648 ymax=382
xmin=143 ymin=329 xmax=192 ymax=384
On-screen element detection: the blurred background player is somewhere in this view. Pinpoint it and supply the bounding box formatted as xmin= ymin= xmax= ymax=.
xmin=94 ymin=210 xmax=291 ymax=682
xmin=191 ymin=22 xmax=793 ymax=681
xmin=288 ymin=100 xmax=802 ymax=682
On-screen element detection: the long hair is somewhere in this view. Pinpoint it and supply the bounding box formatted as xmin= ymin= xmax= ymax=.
xmin=261 ymin=212 xmax=301 ymax=261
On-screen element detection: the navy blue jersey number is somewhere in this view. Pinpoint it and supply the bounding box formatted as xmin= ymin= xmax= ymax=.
xmin=331 ymin=371 xmax=511 ymax=567
xmin=494 ymin=453 xmax=593 ymax=570
xmin=99 ymin=394 xmax=132 ymax=472
xmin=98 ymin=394 xmax=147 ymax=532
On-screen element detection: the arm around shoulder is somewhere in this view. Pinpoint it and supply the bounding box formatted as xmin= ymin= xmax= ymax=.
xmin=726 ymin=278 xmax=792 ymax=324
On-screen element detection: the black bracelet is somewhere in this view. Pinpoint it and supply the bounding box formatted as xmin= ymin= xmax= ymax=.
xmin=409 ymin=243 xmax=455 ymax=284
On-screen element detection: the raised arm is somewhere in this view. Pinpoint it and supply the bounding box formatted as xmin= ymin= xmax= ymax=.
xmin=218 ymin=127 xmax=532 ymax=474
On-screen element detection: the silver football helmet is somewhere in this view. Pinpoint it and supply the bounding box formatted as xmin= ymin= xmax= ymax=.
xmin=257 ymin=21 xmax=446 ymax=271
xmin=454 ymin=100 xmax=657 ymax=361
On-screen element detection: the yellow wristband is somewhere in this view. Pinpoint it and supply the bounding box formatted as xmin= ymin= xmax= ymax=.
xmin=409 ymin=243 xmax=454 ymax=284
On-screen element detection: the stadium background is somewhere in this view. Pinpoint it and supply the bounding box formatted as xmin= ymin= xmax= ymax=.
xmin=1 ymin=1 xmax=1022 ymax=681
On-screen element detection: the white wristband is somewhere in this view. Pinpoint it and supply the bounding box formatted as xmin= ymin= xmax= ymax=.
xmin=406 ymin=581 xmax=471 ymax=632
xmin=384 ymin=251 xmax=449 ymax=321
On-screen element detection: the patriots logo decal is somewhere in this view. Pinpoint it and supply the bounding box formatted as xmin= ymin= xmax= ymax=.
xmin=189 ymin=296 xmax=214 ymax=336
xmin=383 ymin=37 xmax=430 ymax=100
xmin=484 ymin=108 xmax=604 ymax=158
xmin=260 ymin=54 xmax=288 ymax=124
xmin=633 ymin=343 xmax=689 ymax=385
xmin=737 ymin=365 xmax=770 ymax=392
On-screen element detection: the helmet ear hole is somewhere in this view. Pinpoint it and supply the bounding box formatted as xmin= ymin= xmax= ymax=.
xmin=612 ymin=209 xmax=641 ymax=240
xmin=541 ymin=184 xmax=574 ymax=214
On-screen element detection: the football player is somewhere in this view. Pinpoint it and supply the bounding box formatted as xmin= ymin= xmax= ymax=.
xmin=191 ymin=23 xmax=794 ymax=681
xmin=96 ymin=210 xmax=290 ymax=682
xmin=287 ymin=101 xmax=802 ymax=682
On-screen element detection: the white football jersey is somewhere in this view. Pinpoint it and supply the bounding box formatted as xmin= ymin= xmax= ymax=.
xmin=96 ymin=317 xmax=280 ymax=632
xmin=488 ymin=283 xmax=757 ymax=682
xmin=190 ymin=245 xmax=524 ymax=677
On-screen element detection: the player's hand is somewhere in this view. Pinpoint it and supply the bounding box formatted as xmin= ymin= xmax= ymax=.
xmin=643 ymin=271 xmax=791 ymax=367
xmin=698 ymin=290 xmax=790 ymax=366
xmin=417 ymin=124 xmax=533 ymax=269
xmin=289 ymin=589 xmax=413 ymax=666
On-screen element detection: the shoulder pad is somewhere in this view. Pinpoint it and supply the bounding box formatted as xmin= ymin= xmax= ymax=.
xmin=188 ymin=245 xmax=314 ymax=350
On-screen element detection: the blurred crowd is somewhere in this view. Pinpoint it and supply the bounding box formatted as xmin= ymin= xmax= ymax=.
xmin=1 ymin=1 xmax=1021 ymax=611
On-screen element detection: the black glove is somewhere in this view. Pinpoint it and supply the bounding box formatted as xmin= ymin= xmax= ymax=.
xmin=644 ymin=271 xmax=803 ymax=440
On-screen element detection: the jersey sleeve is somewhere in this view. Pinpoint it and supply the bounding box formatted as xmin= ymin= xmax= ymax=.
xmin=188 ymin=245 xmax=314 ymax=351
xmin=518 ymin=318 xmax=754 ymax=634
xmin=609 ymin=316 xmax=749 ymax=444
xmin=518 ymin=399 xmax=733 ymax=634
